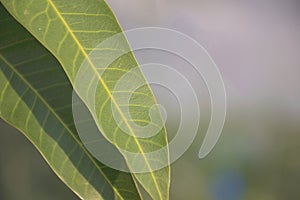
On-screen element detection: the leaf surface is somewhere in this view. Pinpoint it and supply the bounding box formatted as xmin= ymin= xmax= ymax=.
xmin=0 ymin=5 xmax=141 ymax=200
xmin=1 ymin=0 xmax=170 ymax=199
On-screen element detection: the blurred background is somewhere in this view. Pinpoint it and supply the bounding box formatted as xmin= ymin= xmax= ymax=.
xmin=1 ymin=0 xmax=300 ymax=199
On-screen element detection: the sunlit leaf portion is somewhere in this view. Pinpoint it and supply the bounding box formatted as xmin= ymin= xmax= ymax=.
xmin=0 ymin=5 xmax=141 ymax=200
xmin=1 ymin=0 xmax=170 ymax=199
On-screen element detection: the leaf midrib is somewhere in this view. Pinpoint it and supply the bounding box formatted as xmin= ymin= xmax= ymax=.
xmin=0 ymin=53 xmax=124 ymax=200
xmin=46 ymin=0 xmax=163 ymax=198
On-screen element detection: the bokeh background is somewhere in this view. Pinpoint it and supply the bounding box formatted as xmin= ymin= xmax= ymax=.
xmin=1 ymin=0 xmax=300 ymax=199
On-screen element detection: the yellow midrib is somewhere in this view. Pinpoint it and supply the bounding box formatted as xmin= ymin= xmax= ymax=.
xmin=46 ymin=0 xmax=163 ymax=199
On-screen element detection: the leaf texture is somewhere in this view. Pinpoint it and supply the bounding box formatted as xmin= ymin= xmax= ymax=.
xmin=0 ymin=5 xmax=141 ymax=200
xmin=1 ymin=0 xmax=170 ymax=199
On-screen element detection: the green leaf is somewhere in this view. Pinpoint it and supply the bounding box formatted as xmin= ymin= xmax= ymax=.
xmin=0 ymin=5 xmax=141 ymax=200
xmin=1 ymin=0 xmax=170 ymax=199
